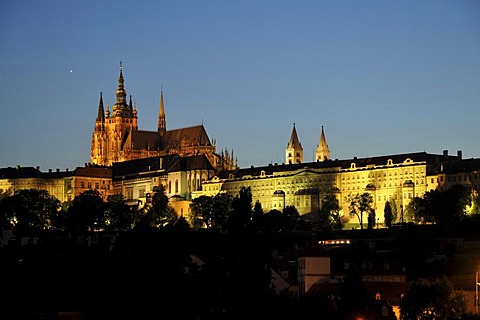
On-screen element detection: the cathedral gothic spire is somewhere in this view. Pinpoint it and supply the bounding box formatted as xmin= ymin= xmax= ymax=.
xmin=129 ymin=95 xmax=133 ymax=112
xmin=112 ymin=62 xmax=130 ymax=116
xmin=158 ymin=89 xmax=166 ymax=135
xmin=96 ymin=92 xmax=105 ymax=121
xmin=286 ymin=123 xmax=303 ymax=164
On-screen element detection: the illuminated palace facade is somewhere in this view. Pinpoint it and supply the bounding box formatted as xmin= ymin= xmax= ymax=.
xmin=90 ymin=63 xmax=236 ymax=172
xmin=200 ymin=124 xmax=470 ymax=225
xmin=0 ymin=165 xmax=112 ymax=202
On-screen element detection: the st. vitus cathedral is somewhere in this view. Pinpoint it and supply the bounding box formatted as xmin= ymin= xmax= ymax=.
xmin=90 ymin=63 xmax=237 ymax=171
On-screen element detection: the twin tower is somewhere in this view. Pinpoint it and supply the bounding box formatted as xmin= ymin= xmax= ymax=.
xmin=286 ymin=124 xmax=330 ymax=164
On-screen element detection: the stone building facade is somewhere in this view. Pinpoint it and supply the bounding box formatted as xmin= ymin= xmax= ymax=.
xmin=199 ymin=125 xmax=466 ymax=225
xmin=0 ymin=165 xmax=113 ymax=202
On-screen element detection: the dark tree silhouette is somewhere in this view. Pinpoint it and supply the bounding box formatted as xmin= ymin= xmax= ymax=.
xmin=225 ymin=187 xmax=273 ymax=318
xmin=189 ymin=193 xmax=232 ymax=232
xmin=0 ymin=188 xmax=61 ymax=232
xmin=400 ymin=276 xmax=467 ymax=319
xmin=283 ymin=205 xmax=300 ymax=233
xmin=348 ymin=192 xmax=373 ymax=230
xmin=367 ymin=209 xmax=376 ymax=230
xmin=319 ymin=193 xmax=342 ymax=231
xmin=252 ymin=200 xmax=265 ymax=233
xmin=405 ymin=196 xmax=429 ymax=223
xmin=189 ymin=195 xmax=214 ymax=230
xmin=264 ymin=209 xmax=283 ymax=234
xmin=63 ymin=189 xmax=105 ymax=232
xmin=406 ymin=185 xmax=469 ymax=226
xmin=433 ymin=185 xmax=469 ymax=226
xmin=228 ymin=186 xmax=253 ymax=234
xmin=104 ymin=194 xmax=138 ymax=231
xmin=384 ymin=200 xmax=393 ymax=228
xmin=140 ymin=185 xmax=176 ymax=228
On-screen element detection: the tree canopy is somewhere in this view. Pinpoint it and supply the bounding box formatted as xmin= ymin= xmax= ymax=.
xmin=405 ymin=185 xmax=470 ymax=226
xmin=400 ymin=276 xmax=467 ymax=319
xmin=348 ymin=192 xmax=374 ymax=230
xmin=0 ymin=188 xmax=61 ymax=232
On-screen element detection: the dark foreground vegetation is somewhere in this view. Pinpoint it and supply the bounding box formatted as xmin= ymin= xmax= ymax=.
xmin=1 ymin=187 xmax=480 ymax=319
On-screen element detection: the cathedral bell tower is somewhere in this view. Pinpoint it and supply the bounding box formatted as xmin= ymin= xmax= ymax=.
xmin=315 ymin=126 xmax=330 ymax=162
xmin=90 ymin=63 xmax=138 ymax=166
xmin=90 ymin=92 xmax=107 ymax=165
xmin=286 ymin=123 xmax=303 ymax=164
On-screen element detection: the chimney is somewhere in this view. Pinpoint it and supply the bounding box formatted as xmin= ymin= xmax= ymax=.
xmin=457 ymin=150 xmax=462 ymax=160
xmin=443 ymin=150 xmax=448 ymax=157
xmin=49 ymin=169 xmax=52 ymax=173
xmin=36 ymin=166 xmax=40 ymax=171
xmin=66 ymin=168 xmax=69 ymax=172
xmin=56 ymin=168 xmax=60 ymax=172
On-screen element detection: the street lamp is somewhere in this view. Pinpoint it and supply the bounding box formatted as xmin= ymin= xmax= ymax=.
xmin=476 ymin=272 xmax=479 ymax=315
xmin=475 ymin=272 xmax=480 ymax=315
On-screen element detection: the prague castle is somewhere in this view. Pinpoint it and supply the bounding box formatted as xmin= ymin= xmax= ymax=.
xmin=2 ymin=64 xmax=480 ymax=226
xmin=200 ymin=124 xmax=475 ymax=225
xmin=90 ymin=63 xmax=236 ymax=171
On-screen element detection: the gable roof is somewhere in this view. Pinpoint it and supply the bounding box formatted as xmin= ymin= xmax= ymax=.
xmin=128 ymin=125 xmax=212 ymax=152
xmin=112 ymin=154 xmax=180 ymax=178
xmin=111 ymin=154 xmax=215 ymax=181
xmin=130 ymin=130 xmax=162 ymax=151
xmin=168 ymin=155 xmax=217 ymax=173
xmin=163 ymin=125 xmax=212 ymax=150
